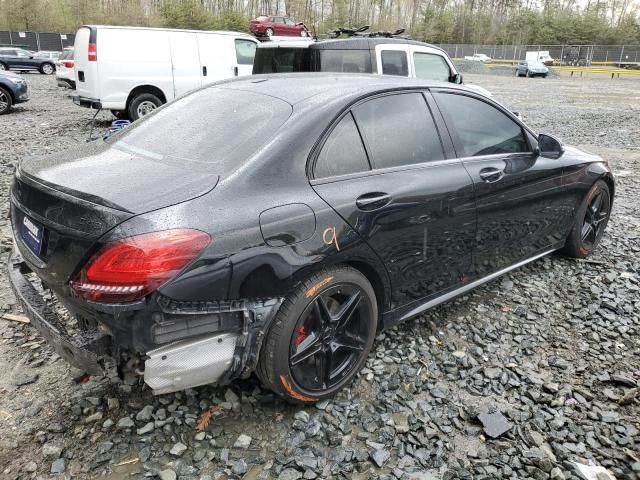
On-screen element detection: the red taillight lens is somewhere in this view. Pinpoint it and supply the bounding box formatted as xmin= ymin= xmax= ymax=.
xmin=70 ymin=229 xmax=210 ymax=303
xmin=88 ymin=42 xmax=97 ymax=61
xmin=63 ymin=60 xmax=74 ymax=68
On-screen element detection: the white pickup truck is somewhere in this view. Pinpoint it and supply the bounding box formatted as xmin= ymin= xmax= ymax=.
xmin=464 ymin=53 xmax=492 ymax=62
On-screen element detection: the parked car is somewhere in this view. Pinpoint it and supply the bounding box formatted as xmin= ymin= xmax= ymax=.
xmin=464 ymin=53 xmax=492 ymax=62
xmin=33 ymin=50 xmax=62 ymax=61
xmin=55 ymin=47 xmax=75 ymax=89
xmin=8 ymin=75 xmax=614 ymax=402
xmin=0 ymin=70 xmax=29 ymax=114
xmin=72 ymin=25 xmax=258 ymax=121
xmin=526 ymin=50 xmax=554 ymax=66
xmin=250 ymin=15 xmax=309 ymax=37
xmin=0 ymin=47 xmax=56 ymax=74
xmin=516 ymin=61 xmax=549 ymax=78
xmin=253 ymin=37 xmax=492 ymax=97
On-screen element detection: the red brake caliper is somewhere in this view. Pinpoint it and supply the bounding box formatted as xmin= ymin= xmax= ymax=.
xmin=295 ymin=325 xmax=307 ymax=347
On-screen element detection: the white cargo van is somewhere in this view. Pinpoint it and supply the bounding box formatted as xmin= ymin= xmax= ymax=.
xmin=525 ymin=50 xmax=554 ymax=66
xmin=73 ymin=25 xmax=258 ymax=120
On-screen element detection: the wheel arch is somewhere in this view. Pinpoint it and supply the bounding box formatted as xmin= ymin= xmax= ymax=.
xmin=0 ymin=83 xmax=16 ymax=103
xmin=126 ymin=84 xmax=168 ymax=111
xmin=342 ymin=259 xmax=388 ymax=328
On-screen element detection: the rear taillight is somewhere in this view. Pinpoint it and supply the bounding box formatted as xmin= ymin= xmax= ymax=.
xmin=88 ymin=42 xmax=97 ymax=61
xmin=63 ymin=60 xmax=74 ymax=69
xmin=70 ymin=229 xmax=210 ymax=303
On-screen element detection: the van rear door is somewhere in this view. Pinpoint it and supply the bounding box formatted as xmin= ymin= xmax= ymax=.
xmin=168 ymin=32 xmax=202 ymax=97
xmin=74 ymin=26 xmax=99 ymax=101
xmin=233 ymin=38 xmax=258 ymax=76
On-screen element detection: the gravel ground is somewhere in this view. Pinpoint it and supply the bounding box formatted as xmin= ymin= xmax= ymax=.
xmin=0 ymin=73 xmax=638 ymax=480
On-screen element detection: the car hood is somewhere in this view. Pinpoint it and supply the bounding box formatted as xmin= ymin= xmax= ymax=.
xmin=0 ymin=71 xmax=25 ymax=81
xmin=19 ymin=141 xmax=219 ymax=214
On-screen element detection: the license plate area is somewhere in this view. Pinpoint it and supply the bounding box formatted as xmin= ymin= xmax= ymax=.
xmin=19 ymin=213 xmax=45 ymax=256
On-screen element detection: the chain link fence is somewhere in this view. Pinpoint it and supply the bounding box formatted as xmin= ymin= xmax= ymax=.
xmin=436 ymin=44 xmax=640 ymax=65
xmin=0 ymin=30 xmax=75 ymax=51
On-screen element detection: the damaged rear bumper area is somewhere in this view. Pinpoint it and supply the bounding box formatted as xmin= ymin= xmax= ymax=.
xmin=7 ymin=252 xmax=114 ymax=375
xmin=7 ymin=250 xmax=283 ymax=394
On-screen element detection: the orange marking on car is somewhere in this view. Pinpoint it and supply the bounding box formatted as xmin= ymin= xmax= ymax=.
xmin=279 ymin=375 xmax=317 ymax=402
xmin=305 ymin=276 xmax=334 ymax=298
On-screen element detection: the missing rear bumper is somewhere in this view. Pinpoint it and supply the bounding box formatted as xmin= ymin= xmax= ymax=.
xmin=144 ymin=332 xmax=239 ymax=395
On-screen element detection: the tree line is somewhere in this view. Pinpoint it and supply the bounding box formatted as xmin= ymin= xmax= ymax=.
xmin=0 ymin=0 xmax=638 ymax=44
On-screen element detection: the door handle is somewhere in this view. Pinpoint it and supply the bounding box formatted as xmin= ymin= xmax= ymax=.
xmin=234 ymin=66 xmax=239 ymax=76
xmin=356 ymin=193 xmax=391 ymax=211
xmin=479 ymin=167 xmax=504 ymax=183
xmin=202 ymin=66 xmax=207 ymax=76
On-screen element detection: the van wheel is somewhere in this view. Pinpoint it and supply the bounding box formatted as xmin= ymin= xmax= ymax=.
xmin=40 ymin=63 xmax=55 ymax=74
xmin=257 ymin=266 xmax=377 ymax=404
xmin=0 ymin=87 xmax=13 ymax=114
xmin=128 ymin=93 xmax=162 ymax=121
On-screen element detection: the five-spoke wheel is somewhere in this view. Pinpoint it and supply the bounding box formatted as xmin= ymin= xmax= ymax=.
xmin=564 ymin=179 xmax=611 ymax=258
xmin=257 ymin=266 xmax=377 ymax=403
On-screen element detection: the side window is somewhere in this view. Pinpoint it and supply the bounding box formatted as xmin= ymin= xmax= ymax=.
xmin=235 ymin=39 xmax=257 ymax=65
xmin=434 ymin=92 xmax=529 ymax=157
xmin=381 ymin=50 xmax=408 ymax=76
xmin=285 ymin=18 xmax=296 ymax=25
xmin=413 ymin=53 xmax=451 ymax=82
xmin=274 ymin=17 xmax=285 ymax=24
xmin=315 ymin=113 xmax=370 ymax=178
xmin=353 ymin=93 xmax=444 ymax=169
xmin=17 ymin=50 xmax=30 ymax=57
xmin=319 ymin=50 xmax=372 ymax=73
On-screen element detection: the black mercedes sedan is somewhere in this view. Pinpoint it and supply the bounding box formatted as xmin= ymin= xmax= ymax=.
xmin=8 ymin=75 xmax=613 ymax=403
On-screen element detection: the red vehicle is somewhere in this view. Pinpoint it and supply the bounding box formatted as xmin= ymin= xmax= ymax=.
xmin=250 ymin=16 xmax=309 ymax=37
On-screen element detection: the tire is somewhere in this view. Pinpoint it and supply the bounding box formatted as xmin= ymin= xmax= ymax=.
xmin=563 ymin=180 xmax=611 ymax=258
xmin=257 ymin=266 xmax=378 ymax=404
xmin=127 ymin=92 xmax=162 ymax=121
xmin=265 ymin=28 xmax=274 ymax=37
xmin=0 ymin=62 xmax=7 ymax=71
xmin=526 ymin=70 xmax=531 ymax=77
xmin=300 ymin=30 xmax=308 ymax=37
xmin=542 ymin=74 xmax=548 ymax=78
xmin=40 ymin=62 xmax=55 ymax=75
xmin=0 ymin=86 xmax=13 ymax=114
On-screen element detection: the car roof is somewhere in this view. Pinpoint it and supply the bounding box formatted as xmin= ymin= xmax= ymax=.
xmin=218 ymin=73 xmax=476 ymax=105
xmin=83 ymin=25 xmax=254 ymax=38
xmin=258 ymin=37 xmax=445 ymax=52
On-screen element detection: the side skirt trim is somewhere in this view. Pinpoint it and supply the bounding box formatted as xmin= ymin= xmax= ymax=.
xmin=398 ymin=249 xmax=556 ymax=323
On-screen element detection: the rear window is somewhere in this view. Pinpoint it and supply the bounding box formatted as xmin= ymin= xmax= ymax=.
xmin=110 ymin=88 xmax=292 ymax=175
xmin=253 ymin=47 xmax=312 ymax=74
xmin=59 ymin=49 xmax=74 ymax=60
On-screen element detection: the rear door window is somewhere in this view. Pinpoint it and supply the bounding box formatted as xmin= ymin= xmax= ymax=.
xmin=381 ymin=50 xmax=408 ymax=76
xmin=434 ymin=92 xmax=530 ymax=157
xmin=253 ymin=47 xmax=311 ymax=73
xmin=353 ymin=93 xmax=445 ymax=169
xmin=314 ymin=113 xmax=370 ymax=178
xmin=413 ymin=53 xmax=451 ymax=81
xmin=235 ymin=39 xmax=257 ymax=65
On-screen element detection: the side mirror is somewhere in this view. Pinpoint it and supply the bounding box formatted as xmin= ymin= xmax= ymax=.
xmin=538 ymin=133 xmax=564 ymax=159
xmin=450 ymin=73 xmax=463 ymax=84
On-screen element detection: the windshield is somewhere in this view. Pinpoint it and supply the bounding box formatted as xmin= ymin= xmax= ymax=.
xmin=111 ymin=87 xmax=292 ymax=175
xmin=530 ymin=62 xmax=546 ymax=68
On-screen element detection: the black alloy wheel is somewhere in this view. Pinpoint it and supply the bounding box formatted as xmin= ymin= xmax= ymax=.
xmin=289 ymin=283 xmax=371 ymax=392
xmin=580 ymin=186 xmax=610 ymax=248
xmin=564 ymin=179 xmax=611 ymax=258
xmin=257 ymin=266 xmax=377 ymax=403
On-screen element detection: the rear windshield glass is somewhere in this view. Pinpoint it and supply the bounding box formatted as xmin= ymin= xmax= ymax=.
xmin=253 ymin=47 xmax=312 ymax=73
xmin=59 ymin=49 xmax=74 ymax=60
xmin=110 ymin=88 xmax=292 ymax=175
